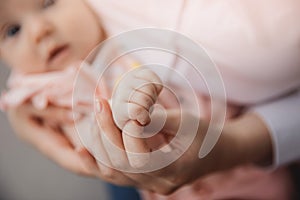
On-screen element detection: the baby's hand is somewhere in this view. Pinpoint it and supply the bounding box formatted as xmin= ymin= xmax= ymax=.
xmin=112 ymin=67 xmax=163 ymax=130
xmin=111 ymin=68 xmax=163 ymax=168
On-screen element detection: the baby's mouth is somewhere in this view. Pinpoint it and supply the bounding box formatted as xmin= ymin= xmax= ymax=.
xmin=47 ymin=44 xmax=70 ymax=66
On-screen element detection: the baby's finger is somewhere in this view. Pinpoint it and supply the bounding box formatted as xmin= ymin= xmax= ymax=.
xmin=129 ymin=86 xmax=155 ymax=110
xmin=133 ymin=68 xmax=163 ymax=95
xmin=116 ymin=82 xmax=160 ymax=126
xmin=122 ymin=120 xmax=151 ymax=169
xmin=128 ymin=102 xmax=151 ymax=126
xmin=112 ymin=82 xmax=154 ymax=128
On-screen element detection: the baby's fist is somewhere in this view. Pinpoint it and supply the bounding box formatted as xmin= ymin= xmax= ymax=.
xmin=111 ymin=68 xmax=163 ymax=130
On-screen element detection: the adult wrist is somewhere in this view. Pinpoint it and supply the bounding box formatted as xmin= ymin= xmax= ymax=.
xmin=227 ymin=113 xmax=273 ymax=167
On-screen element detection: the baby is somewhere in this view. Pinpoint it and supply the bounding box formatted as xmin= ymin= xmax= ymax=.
xmin=0 ymin=0 xmax=104 ymax=112
xmin=0 ymin=0 xmax=163 ymax=163
xmin=1 ymin=1 xmax=294 ymax=200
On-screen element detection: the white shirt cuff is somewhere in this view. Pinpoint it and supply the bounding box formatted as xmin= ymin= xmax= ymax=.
xmin=250 ymin=89 xmax=300 ymax=168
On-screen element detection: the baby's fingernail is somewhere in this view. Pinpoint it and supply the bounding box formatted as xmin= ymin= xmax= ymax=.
xmin=95 ymin=99 xmax=102 ymax=113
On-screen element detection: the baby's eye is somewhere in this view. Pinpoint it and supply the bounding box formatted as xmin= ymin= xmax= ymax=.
xmin=43 ymin=0 xmax=56 ymax=8
xmin=6 ymin=25 xmax=21 ymax=38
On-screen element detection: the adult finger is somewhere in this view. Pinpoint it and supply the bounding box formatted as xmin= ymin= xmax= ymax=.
xmin=122 ymin=120 xmax=151 ymax=169
xmin=9 ymin=112 xmax=93 ymax=176
xmin=78 ymin=147 xmax=137 ymax=186
xmin=18 ymin=103 xmax=81 ymax=124
xmin=96 ymin=98 xmax=151 ymax=169
xmin=95 ymin=99 xmax=130 ymax=170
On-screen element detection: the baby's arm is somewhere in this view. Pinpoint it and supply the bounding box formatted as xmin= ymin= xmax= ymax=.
xmin=111 ymin=68 xmax=163 ymax=167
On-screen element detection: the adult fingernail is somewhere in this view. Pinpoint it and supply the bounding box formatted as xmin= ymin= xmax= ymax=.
xmin=95 ymin=99 xmax=102 ymax=113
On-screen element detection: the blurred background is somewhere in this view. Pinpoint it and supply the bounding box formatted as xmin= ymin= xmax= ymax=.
xmin=0 ymin=64 xmax=109 ymax=200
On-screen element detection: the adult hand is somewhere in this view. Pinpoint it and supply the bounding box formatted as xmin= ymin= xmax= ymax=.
xmin=93 ymin=98 xmax=273 ymax=195
xmin=7 ymin=103 xmax=95 ymax=176
xmin=111 ymin=67 xmax=163 ymax=168
xmin=7 ymin=103 xmax=141 ymax=186
xmin=93 ymin=99 xmax=228 ymax=194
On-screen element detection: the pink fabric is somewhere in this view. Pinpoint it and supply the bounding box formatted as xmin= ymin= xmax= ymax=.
xmin=85 ymin=1 xmax=299 ymax=199
xmin=0 ymin=63 xmax=101 ymax=148
xmin=1 ymin=1 xmax=298 ymax=198
xmin=87 ymin=0 xmax=300 ymax=104
xmin=0 ymin=63 xmax=99 ymax=111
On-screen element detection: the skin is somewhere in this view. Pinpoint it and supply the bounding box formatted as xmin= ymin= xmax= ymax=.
xmin=0 ymin=0 xmax=167 ymax=170
xmin=1 ymin=0 xmax=275 ymax=196
xmin=0 ymin=0 xmax=106 ymax=179
xmin=94 ymin=98 xmax=273 ymax=195
xmin=0 ymin=0 xmax=103 ymax=73
xmin=0 ymin=0 xmax=179 ymax=188
xmin=0 ymin=0 xmax=113 ymax=181
xmin=111 ymin=68 xmax=163 ymax=168
xmin=90 ymin=69 xmax=274 ymax=194
xmin=6 ymin=75 xmax=274 ymax=195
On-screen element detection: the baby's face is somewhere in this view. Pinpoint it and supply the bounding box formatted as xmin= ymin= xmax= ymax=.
xmin=0 ymin=0 xmax=104 ymax=73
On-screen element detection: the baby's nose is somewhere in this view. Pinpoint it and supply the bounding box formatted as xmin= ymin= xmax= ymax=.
xmin=27 ymin=16 xmax=53 ymax=44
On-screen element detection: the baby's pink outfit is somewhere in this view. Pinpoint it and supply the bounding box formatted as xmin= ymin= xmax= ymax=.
xmin=0 ymin=63 xmax=102 ymax=147
xmin=0 ymin=64 xmax=98 ymax=111
xmin=0 ymin=55 xmax=141 ymax=148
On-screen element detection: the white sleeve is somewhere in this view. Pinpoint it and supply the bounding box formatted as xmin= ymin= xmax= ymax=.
xmin=250 ymin=89 xmax=300 ymax=167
